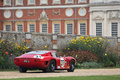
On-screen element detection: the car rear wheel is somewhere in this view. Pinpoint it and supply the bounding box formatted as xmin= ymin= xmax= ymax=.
xmin=67 ymin=60 xmax=75 ymax=72
xmin=19 ymin=67 xmax=27 ymax=73
xmin=43 ymin=60 xmax=56 ymax=72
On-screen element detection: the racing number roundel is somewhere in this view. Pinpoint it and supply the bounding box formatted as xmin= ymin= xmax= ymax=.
xmin=60 ymin=58 xmax=65 ymax=68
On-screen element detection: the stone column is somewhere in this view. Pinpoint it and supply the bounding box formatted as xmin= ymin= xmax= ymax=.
xmin=118 ymin=38 xmax=120 ymax=56
xmin=52 ymin=34 xmax=57 ymax=50
xmin=103 ymin=11 xmax=107 ymax=36
xmin=89 ymin=11 xmax=93 ymax=35
xmin=25 ymin=33 xmax=31 ymax=47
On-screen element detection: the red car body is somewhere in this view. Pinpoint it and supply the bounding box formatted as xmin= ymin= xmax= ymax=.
xmin=14 ymin=50 xmax=76 ymax=72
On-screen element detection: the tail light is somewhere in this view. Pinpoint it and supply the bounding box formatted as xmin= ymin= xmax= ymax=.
xmin=14 ymin=59 xmax=19 ymax=62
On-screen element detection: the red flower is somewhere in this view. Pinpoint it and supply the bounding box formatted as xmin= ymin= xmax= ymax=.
xmin=5 ymin=52 xmax=8 ymax=55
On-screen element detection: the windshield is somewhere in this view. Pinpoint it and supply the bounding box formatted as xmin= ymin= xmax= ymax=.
xmin=26 ymin=51 xmax=50 ymax=54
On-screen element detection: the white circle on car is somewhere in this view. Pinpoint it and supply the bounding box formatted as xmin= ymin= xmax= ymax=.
xmin=4 ymin=10 xmax=11 ymax=18
xmin=66 ymin=8 xmax=73 ymax=17
xmin=16 ymin=10 xmax=23 ymax=18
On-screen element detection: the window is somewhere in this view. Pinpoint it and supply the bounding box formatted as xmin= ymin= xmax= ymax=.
xmin=16 ymin=10 xmax=23 ymax=18
xmin=67 ymin=24 xmax=73 ymax=34
xmin=17 ymin=25 xmax=23 ymax=32
xmin=4 ymin=0 xmax=11 ymax=6
xmin=29 ymin=24 xmax=35 ymax=33
xmin=5 ymin=25 xmax=11 ymax=31
xmin=4 ymin=10 xmax=11 ymax=18
xmin=67 ymin=0 xmax=72 ymax=3
xmin=79 ymin=8 xmax=86 ymax=16
xmin=66 ymin=8 xmax=73 ymax=17
xmin=29 ymin=0 xmax=35 ymax=5
xmin=111 ymin=23 xmax=118 ymax=37
xmin=51 ymin=52 xmax=59 ymax=57
xmin=80 ymin=23 xmax=86 ymax=35
xmin=79 ymin=0 xmax=86 ymax=3
xmin=54 ymin=24 xmax=60 ymax=34
xmin=54 ymin=0 xmax=60 ymax=4
xmin=41 ymin=0 xmax=47 ymax=4
xmin=42 ymin=24 xmax=47 ymax=33
xmin=16 ymin=0 xmax=23 ymax=5
xmin=96 ymin=23 xmax=102 ymax=36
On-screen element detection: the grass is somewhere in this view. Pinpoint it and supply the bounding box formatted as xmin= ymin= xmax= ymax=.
xmin=0 ymin=75 xmax=120 ymax=80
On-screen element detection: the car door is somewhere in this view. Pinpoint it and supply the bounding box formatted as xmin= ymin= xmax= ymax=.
xmin=60 ymin=56 xmax=69 ymax=69
xmin=51 ymin=52 xmax=69 ymax=69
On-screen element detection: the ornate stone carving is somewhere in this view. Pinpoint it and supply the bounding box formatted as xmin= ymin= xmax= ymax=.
xmin=53 ymin=9 xmax=60 ymax=16
xmin=28 ymin=10 xmax=35 ymax=16
xmin=93 ymin=16 xmax=104 ymax=20
xmin=109 ymin=11 xmax=119 ymax=19
xmin=38 ymin=10 xmax=49 ymax=21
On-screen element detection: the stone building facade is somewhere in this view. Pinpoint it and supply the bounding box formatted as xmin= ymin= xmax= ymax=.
xmin=89 ymin=0 xmax=120 ymax=37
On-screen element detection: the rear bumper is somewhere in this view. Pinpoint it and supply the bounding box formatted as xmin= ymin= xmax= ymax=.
xmin=14 ymin=58 xmax=49 ymax=69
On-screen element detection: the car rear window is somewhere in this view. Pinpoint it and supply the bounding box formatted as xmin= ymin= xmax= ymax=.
xmin=26 ymin=51 xmax=50 ymax=54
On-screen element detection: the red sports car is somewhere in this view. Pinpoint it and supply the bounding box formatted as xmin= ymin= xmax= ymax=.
xmin=14 ymin=50 xmax=76 ymax=73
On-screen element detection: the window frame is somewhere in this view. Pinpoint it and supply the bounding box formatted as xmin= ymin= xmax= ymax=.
xmin=54 ymin=24 xmax=60 ymax=34
xmin=67 ymin=23 xmax=73 ymax=34
xmin=53 ymin=0 xmax=60 ymax=4
xmin=16 ymin=0 xmax=23 ymax=5
xmin=78 ymin=0 xmax=87 ymax=3
xmin=4 ymin=0 xmax=11 ymax=6
xmin=80 ymin=23 xmax=86 ymax=35
xmin=40 ymin=0 xmax=48 ymax=5
xmin=5 ymin=25 xmax=11 ymax=31
xmin=66 ymin=0 xmax=73 ymax=4
xmin=29 ymin=24 xmax=35 ymax=33
xmin=96 ymin=23 xmax=102 ymax=36
xmin=17 ymin=24 xmax=23 ymax=32
xmin=28 ymin=0 xmax=35 ymax=5
xmin=41 ymin=24 xmax=48 ymax=33
xmin=111 ymin=22 xmax=118 ymax=37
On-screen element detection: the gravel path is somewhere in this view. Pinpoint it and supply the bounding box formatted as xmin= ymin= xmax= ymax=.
xmin=0 ymin=69 xmax=120 ymax=79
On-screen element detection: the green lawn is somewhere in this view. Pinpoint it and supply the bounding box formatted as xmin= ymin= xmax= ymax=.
xmin=0 ymin=75 xmax=120 ymax=80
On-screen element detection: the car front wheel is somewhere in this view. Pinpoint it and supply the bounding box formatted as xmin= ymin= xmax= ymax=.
xmin=67 ymin=60 xmax=75 ymax=72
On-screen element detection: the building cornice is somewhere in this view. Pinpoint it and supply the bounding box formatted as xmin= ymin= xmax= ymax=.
xmin=0 ymin=4 xmax=89 ymax=10
xmin=90 ymin=5 xmax=120 ymax=12
xmin=89 ymin=3 xmax=120 ymax=7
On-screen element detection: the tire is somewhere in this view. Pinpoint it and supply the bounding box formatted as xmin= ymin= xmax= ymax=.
xmin=19 ymin=67 xmax=27 ymax=73
xmin=43 ymin=60 xmax=56 ymax=72
xmin=67 ymin=60 xmax=75 ymax=72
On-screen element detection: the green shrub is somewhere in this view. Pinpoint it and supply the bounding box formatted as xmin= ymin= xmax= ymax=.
xmin=102 ymin=53 xmax=119 ymax=67
xmin=0 ymin=38 xmax=30 ymax=70
xmin=64 ymin=36 xmax=109 ymax=61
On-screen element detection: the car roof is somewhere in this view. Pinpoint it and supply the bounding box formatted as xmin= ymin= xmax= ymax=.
xmin=26 ymin=50 xmax=56 ymax=54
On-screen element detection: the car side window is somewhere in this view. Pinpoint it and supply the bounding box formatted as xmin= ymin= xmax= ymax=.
xmin=51 ymin=52 xmax=59 ymax=58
